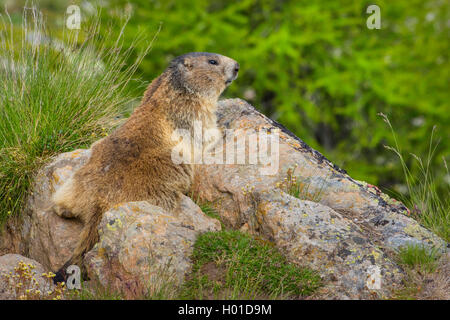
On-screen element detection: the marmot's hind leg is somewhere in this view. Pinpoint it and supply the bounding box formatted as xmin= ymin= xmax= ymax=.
xmin=53 ymin=204 xmax=103 ymax=284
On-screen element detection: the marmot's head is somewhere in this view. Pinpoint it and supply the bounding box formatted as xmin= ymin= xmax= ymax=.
xmin=168 ymin=52 xmax=239 ymax=99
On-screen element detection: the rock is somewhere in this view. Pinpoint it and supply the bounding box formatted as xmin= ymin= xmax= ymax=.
xmin=191 ymin=98 xmax=447 ymax=298
xmin=174 ymin=196 xmax=222 ymax=233
xmin=0 ymin=254 xmax=54 ymax=300
xmin=84 ymin=200 xmax=220 ymax=298
xmin=193 ymin=99 xmax=446 ymax=251
xmin=8 ymin=150 xmax=91 ymax=271
xmin=254 ymin=192 xmax=403 ymax=299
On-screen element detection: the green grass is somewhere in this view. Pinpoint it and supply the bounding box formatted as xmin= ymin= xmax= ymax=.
xmin=189 ymin=174 xmax=323 ymax=299
xmin=393 ymin=244 xmax=446 ymax=300
xmin=180 ymin=230 xmax=322 ymax=299
xmin=0 ymin=7 xmax=155 ymax=227
xmin=397 ymin=244 xmax=441 ymax=274
xmin=194 ymin=197 xmax=225 ymax=229
xmin=379 ymin=113 xmax=450 ymax=242
xmin=198 ymin=202 xmax=220 ymax=220
xmin=276 ymin=166 xmax=323 ymax=202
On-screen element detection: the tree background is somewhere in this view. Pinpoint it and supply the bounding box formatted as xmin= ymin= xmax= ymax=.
xmin=1 ymin=0 xmax=449 ymax=200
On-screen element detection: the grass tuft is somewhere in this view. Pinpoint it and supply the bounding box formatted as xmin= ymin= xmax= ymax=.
xmin=397 ymin=244 xmax=441 ymax=274
xmin=198 ymin=202 xmax=221 ymax=221
xmin=0 ymin=6 xmax=156 ymax=227
xmin=276 ymin=166 xmax=323 ymax=202
xmin=394 ymin=245 xmax=448 ymax=300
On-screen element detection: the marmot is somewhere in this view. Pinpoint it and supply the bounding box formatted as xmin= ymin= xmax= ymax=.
xmin=52 ymin=52 xmax=239 ymax=281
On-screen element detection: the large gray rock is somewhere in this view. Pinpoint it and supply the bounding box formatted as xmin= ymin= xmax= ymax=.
xmin=253 ymin=192 xmax=403 ymax=299
xmin=85 ymin=200 xmax=220 ymax=298
xmin=194 ymin=99 xmax=446 ymax=252
xmin=192 ymin=99 xmax=447 ymax=298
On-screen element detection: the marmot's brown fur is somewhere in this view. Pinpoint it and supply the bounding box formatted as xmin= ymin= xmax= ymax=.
xmin=52 ymin=52 xmax=239 ymax=281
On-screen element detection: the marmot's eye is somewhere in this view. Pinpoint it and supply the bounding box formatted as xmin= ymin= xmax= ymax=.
xmin=208 ymin=59 xmax=218 ymax=65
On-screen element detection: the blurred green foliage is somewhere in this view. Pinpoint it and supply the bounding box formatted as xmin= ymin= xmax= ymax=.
xmin=1 ymin=0 xmax=449 ymax=199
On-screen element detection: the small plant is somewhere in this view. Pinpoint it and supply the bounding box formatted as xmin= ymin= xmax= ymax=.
xmin=276 ymin=166 xmax=323 ymax=202
xmin=181 ymin=230 xmax=322 ymax=299
xmin=143 ymin=256 xmax=181 ymax=300
xmin=397 ymin=244 xmax=440 ymax=274
xmin=379 ymin=113 xmax=449 ymax=242
xmin=1 ymin=260 xmax=66 ymax=300
xmin=198 ymin=202 xmax=220 ymax=220
xmin=191 ymin=192 xmax=225 ymax=228
xmin=393 ymin=246 xmax=448 ymax=300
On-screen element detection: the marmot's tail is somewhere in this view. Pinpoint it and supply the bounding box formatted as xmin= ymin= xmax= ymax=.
xmin=54 ymin=206 xmax=103 ymax=284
